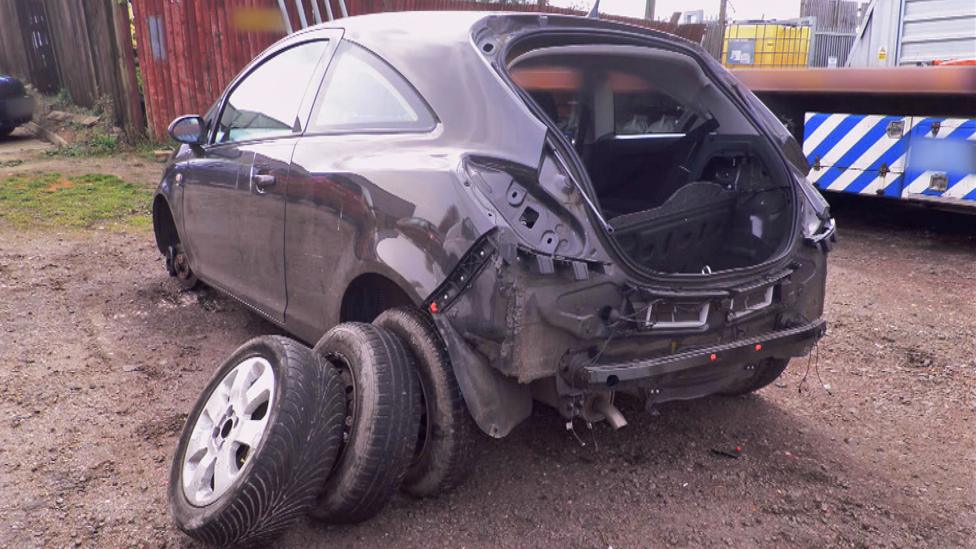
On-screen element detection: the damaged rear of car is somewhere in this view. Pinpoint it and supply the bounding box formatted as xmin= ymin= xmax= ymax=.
xmin=429 ymin=14 xmax=834 ymax=436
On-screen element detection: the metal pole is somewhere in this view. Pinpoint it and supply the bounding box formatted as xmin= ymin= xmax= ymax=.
xmin=294 ymin=0 xmax=309 ymax=29
xmin=276 ymin=0 xmax=293 ymax=33
xmin=311 ymin=0 xmax=323 ymax=24
xmin=324 ymin=0 xmax=335 ymax=22
xmin=337 ymin=0 xmax=348 ymax=18
xmin=644 ymin=0 xmax=655 ymax=20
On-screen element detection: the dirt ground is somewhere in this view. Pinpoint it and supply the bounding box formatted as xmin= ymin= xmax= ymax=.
xmin=0 ymin=144 xmax=974 ymax=548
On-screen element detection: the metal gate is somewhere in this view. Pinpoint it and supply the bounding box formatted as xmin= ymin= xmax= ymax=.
xmin=276 ymin=0 xmax=347 ymax=31
xmin=801 ymin=0 xmax=858 ymax=67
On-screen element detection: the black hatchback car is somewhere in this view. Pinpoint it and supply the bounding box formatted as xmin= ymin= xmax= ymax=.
xmin=155 ymin=12 xmax=834 ymax=439
xmin=156 ymin=12 xmax=838 ymax=545
xmin=0 ymin=75 xmax=33 ymax=137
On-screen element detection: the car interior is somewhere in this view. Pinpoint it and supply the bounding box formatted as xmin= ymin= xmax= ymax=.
xmin=509 ymin=45 xmax=795 ymax=274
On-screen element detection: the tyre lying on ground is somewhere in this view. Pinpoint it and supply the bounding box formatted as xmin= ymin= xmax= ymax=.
xmin=310 ymin=322 xmax=421 ymax=523
xmin=169 ymin=336 xmax=346 ymax=547
xmin=374 ymin=307 xmax=478 ymax=498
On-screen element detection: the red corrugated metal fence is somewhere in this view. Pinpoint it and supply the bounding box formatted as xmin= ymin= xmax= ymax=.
xmin=132 ymin=0 xmax=706 ymax=139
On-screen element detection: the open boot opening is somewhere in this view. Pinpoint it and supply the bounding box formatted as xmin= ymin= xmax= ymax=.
xmin=509 ymin=44 xmax=794 ymax=275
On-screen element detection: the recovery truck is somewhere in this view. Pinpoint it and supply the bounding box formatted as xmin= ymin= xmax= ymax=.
xmin=735 ymin=65 xmax=976 ymax=211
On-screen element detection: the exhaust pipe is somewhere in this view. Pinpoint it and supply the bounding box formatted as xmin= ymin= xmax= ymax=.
xmin=593 ymin=395 xmax=628 ymax=430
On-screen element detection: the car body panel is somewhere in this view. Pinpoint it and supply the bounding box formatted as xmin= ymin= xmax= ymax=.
xmin=286 ymin=133 xmax=499 ymax=342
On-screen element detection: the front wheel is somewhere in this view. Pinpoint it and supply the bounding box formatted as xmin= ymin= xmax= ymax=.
xmin=719 ymin=358 xmax=790 ymax=396
xmin=169 ymin=336 xmax=346 ymax=547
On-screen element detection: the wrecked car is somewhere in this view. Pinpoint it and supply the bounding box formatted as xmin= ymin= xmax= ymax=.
xmin=154 ymin=11 xmax=834 ymax=546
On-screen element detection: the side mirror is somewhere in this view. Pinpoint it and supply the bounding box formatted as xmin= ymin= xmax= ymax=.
xmin=168 ymin=115 xmax=206 ymax=145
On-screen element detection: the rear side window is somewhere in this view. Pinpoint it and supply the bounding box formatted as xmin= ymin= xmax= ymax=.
xmin=310 ymin=42 xmax=434 ymax=133
xmin=215 ymin=41 xmax=328 ymax=144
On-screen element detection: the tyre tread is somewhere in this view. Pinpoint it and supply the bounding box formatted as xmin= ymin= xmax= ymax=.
xmin=311 ymin=322 xmax=421 ymax=524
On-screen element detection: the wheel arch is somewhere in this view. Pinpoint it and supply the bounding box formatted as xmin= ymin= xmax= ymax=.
xmin=152 ymin=194 xmax=179 ymax=255
xmin=338 ymin=271 xmax=418 ymax=323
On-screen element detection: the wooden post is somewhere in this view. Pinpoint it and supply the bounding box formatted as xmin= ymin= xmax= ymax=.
xmin=111 ymin=0 xmax=146 ymax=137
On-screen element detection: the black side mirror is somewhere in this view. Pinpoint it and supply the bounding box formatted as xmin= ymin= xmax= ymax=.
xmin=168 ymin=115 xmax=206 ymax=145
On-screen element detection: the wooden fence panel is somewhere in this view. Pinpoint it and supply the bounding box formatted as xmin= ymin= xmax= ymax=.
xmin=0 ymin=0 xmax=143 ymax=135
xmin=0 ymin=1 xmax=32 ymax=80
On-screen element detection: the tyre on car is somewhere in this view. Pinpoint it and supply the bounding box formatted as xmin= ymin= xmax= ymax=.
xmin=374 ymin=306 xmax=477 ymax=498
xmin=169 ymin=336 xmax=346 ymax=547
xmin=310 ymin=322 xmax=421 ymax=524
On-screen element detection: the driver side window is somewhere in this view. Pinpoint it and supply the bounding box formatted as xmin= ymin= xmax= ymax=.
xmin=214 ymin=41 xmax=328 ymax=144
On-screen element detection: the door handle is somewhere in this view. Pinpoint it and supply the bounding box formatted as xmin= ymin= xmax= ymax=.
xmin=250 ymin=164 xmax=276 ymax=194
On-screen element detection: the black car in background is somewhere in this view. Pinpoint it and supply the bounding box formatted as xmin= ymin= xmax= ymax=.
xmin=0 ymin=75 xmax=34 ymax=137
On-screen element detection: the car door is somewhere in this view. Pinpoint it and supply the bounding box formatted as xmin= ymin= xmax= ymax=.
xmin=181 ymin=39 xmax=332 ymax=322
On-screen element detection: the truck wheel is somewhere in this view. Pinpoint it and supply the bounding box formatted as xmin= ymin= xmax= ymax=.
xmin=374 ymin=307 xmax=477 ymax=498
xmin=310 ymin=322 xmax=421 ymax=523
xmin=720 ymin=358 xmax=790 ymax=396
xmin=169 ymin=336 xmax=346 ymax=547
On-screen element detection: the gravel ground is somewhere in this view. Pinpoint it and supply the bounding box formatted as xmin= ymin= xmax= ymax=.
xmin=0 ymin=158 xmax=973 ymax=547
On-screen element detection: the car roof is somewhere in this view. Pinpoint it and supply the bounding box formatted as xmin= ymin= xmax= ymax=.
xmin=299 ymin=10 xmax=681 ymax=46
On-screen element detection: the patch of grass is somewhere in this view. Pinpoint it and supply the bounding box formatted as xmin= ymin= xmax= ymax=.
xmin=0 ymin=172 xmax=152 ymax=230
xmin=49 ymin=132 xmax=120 ymax=158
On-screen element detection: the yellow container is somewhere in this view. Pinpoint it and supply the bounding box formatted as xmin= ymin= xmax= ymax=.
xmin=722 ymin=22 xmax=812 ymax=69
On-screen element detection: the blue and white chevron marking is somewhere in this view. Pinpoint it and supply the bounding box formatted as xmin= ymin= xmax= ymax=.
xmin=802 ymin=112 xmax=976 ymax=205
xmin=803 ymin=113 xmax=916 ymax=198
xmin=902 ymin=118 xmax=976 ymax=201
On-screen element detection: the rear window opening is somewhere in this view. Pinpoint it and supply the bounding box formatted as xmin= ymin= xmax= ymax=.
xmin=508 ymin=44 xmax=794 ymax=275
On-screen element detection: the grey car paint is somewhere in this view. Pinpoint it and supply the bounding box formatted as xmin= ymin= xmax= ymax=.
xmin=154 ymin=12 xmax=832 ymax=438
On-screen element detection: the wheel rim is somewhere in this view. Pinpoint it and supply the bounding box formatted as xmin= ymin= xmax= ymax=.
xmin=181 ymin=356 xmax=275 ymax=506
xmin=174 ymin=252 xmax=192 ymax=282
xmin=326 ymin=353 xmax=358 ymax=472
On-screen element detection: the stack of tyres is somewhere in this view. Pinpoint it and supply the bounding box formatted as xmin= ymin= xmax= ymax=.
xmin=168 ymin=307 xmax=477 ymax=546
